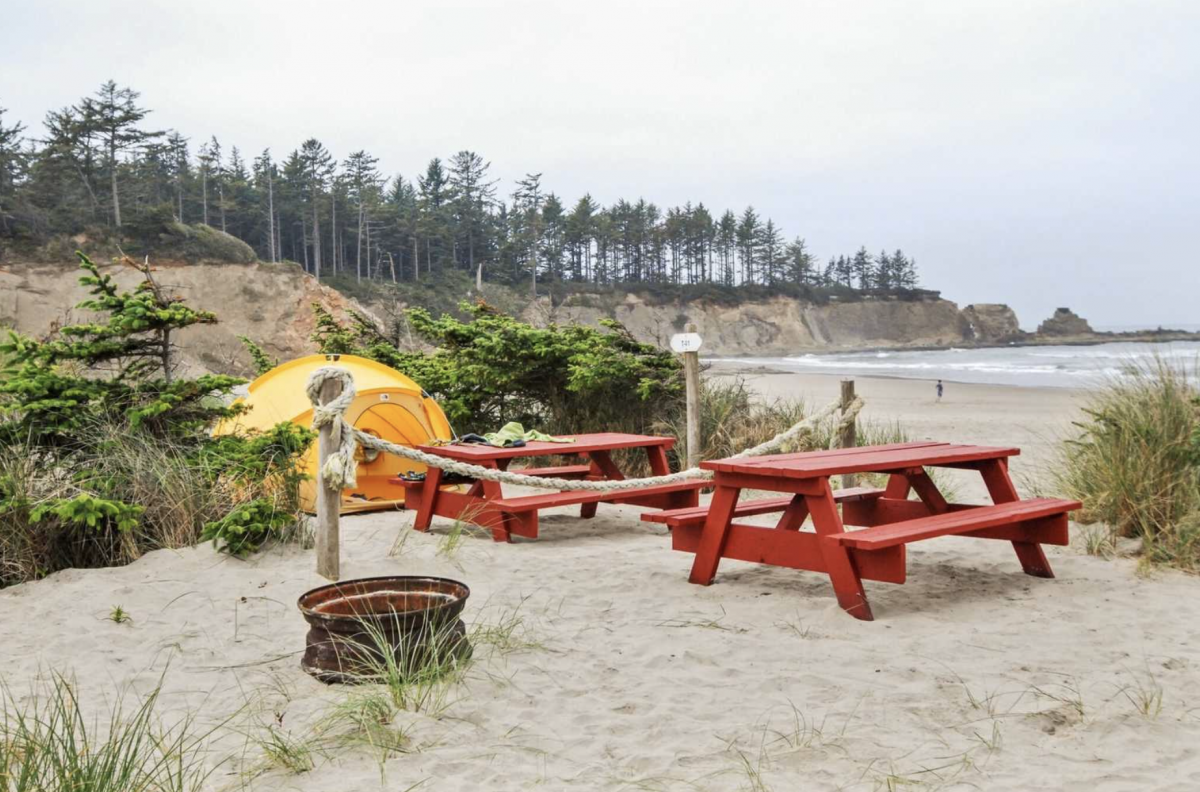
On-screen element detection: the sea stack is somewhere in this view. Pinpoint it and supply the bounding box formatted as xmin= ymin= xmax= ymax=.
xmin=1037 ymin=307 xmax=1093 ymax=336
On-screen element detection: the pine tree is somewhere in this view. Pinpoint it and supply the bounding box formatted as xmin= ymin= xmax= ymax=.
xmin=785 ymin=237 xmax=814 ymax=285
xmin=448 ymin=150 xmax=497 ymax=289
xmin=297 ymin=139 xmax=334 ymax=278
xmin=0 ymin=106 xmax=27 ymax=234
xmin=852 ymin=246 xmax=874 ymax=290
xmin=417 ymin=158 xmax=450 ymax=274
xmin=81 ymin=81 xmax=163 ymax=228
xmin=0 ymin=252 xmax=239 ymax=444
xmin=736 ymin=207 xmax=760 ymax=284
xmin=512 ymin=173 xmax=544 ymax=297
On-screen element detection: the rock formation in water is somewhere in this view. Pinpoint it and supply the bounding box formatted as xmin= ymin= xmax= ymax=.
xmin=1037 ymin=307 xmax=1093 ymax=336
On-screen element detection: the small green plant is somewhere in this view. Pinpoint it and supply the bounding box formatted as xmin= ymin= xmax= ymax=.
xmin=238 ymin=336 xmax=279 ymax=376
xmin=322 ymin=687 xmax=409 ymax=766
xmin=109 ymin=605 xmax=132 ymax=624
xmin=337 ymin=613 xmax=472 ymax=717
xmin=470 ymin=601 xmax=543 ymax=656
xmin=1032 ymin=675 xmax=1087 ymax=721
xmin=248 ymin=723 xmax=317 ymax=775
xmin=31 ymin=494 xmax=144 ymax=533
xmin=200 ymin=499 xmax=295 ymax=556
xmin=1117 ymin=669 xmax=1165 ymax=719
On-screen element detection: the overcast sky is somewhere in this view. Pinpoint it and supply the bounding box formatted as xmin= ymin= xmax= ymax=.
xmin=4 ymin=0 xmax=1197 ymax=327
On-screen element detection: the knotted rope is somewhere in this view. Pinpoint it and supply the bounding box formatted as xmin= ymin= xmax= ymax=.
xmin=305 ymin=366 xmax=863 ymax=493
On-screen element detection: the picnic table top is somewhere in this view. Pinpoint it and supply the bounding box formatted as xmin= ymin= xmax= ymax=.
xmin=701 ymin=441 xmax=1020 ymax=480
xmin=416 ymin=432 xmax=675 ymax=461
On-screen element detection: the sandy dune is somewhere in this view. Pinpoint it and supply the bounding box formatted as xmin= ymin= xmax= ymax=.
xmin=3 ymin=373 xmax=1199 ymax=791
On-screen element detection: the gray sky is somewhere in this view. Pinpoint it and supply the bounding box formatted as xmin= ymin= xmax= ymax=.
xmin=4 ymin=0 xmax=1198 ymax=328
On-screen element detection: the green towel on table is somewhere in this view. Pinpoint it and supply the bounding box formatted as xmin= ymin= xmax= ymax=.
xmin=483 ymin=422 xmax=575 ymax=447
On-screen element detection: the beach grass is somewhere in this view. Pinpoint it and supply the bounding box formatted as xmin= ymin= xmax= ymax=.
xmin=1054 ymin=358 xmax=1200 ymax=569
xmin=0 ymin=674 xmax=217 ymax=792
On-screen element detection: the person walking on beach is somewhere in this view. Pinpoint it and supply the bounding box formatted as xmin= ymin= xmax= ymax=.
xmin=936 ymin=379 xmax=944 ymax=402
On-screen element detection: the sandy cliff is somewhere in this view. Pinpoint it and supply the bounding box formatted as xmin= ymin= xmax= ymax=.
xmin=530 ymin=292 xmax=994 ymax=355
xmin=6 ymin=260 xmax=1186 ymax=367
xmin=0 ymin=259 xmax=368 ymax=376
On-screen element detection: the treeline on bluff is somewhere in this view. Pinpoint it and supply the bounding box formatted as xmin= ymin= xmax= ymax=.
xmin=0 ymin=82 xmax=925 ymax=300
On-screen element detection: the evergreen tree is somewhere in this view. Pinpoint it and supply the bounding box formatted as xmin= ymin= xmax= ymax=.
xmin=851 ymin=246 xmax=874 ymax=289
xmin=417 ymin=158 xmax=451 ymax=274
xmin=297 ymin=138 xmax=334 ymax=278
xmin=447 ymin=150 xmax=497 ymax=289
xmin=512 ymin=172 xmax=544 ymax=296
xmin=81 ymin=81 xmax=163 ymax=228
xmin=0 ymin=106 xmax=27 ymax=234
xmin=735 ymin=207 xmax=760 ymax=284
xmin=785 ymin=237 xmax=814 ymax=285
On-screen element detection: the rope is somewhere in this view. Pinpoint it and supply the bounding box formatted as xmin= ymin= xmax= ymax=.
xmin=305 ymin=366 xmax=863 ymax=493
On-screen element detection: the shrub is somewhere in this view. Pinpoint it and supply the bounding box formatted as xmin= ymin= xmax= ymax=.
xmin=1054 ymin=359 xmax=1200 ymax=569
xmin=124 ymin=209 xmax=256 ymax=263
xmin=312 ymin=302 xmax=683 ymax=436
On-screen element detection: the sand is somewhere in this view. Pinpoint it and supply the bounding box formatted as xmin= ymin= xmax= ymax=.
xmin=3 ymin=370 xmax=1200 ymax=791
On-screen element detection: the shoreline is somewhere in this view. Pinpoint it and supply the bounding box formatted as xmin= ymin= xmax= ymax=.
xmin=697 ymin=331 xmax=1200 ymax=360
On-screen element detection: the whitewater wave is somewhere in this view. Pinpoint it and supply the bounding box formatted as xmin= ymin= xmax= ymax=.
xmin=727 ymin=340 xmax=1199 ymax=389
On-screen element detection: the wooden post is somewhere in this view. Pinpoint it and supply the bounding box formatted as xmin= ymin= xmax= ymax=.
xmin=315 ymin=376 xmax=342 ymax=580
xmin=839 ymin=379 xmax=857 ymax=489
xmin=683 ymin=322 xmax=701 ymax=469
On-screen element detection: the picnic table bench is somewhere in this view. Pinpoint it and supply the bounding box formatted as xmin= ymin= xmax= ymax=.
xmin=660 ymin=441 xmax=1080 ymax=620
xmin=391 ymin=432 xmax=704 ymax=543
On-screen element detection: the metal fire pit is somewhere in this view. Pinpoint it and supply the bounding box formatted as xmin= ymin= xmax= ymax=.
xmin=298 ymin=576 xmax=471 ymax=684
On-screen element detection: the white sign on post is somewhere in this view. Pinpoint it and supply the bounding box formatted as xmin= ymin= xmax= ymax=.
xmin=670 ymin=333 xmax=703 ymax=354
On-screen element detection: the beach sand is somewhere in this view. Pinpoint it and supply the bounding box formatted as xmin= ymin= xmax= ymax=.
xmin=3 ymin=372 xmax=1200 ymax=791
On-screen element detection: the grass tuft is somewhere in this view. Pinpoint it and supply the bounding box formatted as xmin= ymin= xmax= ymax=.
xmin=0 ymin=673 xmax=217 ymax=792
xmin=1054 ymin=357 xmax=1200 ymax=569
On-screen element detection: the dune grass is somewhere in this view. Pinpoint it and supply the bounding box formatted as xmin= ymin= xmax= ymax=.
xmin=0 ymin=418 xmax=306 ymax=589
xmin=1054 ymin=358 xmax=1200 ymax=569
xmin=0 ymin=675 xmax=217 ymax=792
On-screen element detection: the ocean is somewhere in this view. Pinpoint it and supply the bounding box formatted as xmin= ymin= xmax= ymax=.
xmin=714 ymin=340 xmax=1200 ymax=389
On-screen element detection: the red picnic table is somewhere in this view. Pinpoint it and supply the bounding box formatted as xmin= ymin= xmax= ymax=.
xmin=392 ymin=433 xmax=705 ymax=543
xmin=642 ymin=441 xmax=1081 ymax=620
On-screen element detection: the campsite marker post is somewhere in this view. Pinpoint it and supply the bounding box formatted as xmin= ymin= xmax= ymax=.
xmin=315 ymin=376 xmax=342 ymax=580
xmin=671 ymin=324 xmax=703 ymax=469
xmin=839 ymin=379 xmax=857 ymax=489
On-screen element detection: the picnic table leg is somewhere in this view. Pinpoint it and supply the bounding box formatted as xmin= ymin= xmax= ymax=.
xmin=980 ymin=459 xmax=1055 ymax=578
xmin=907 ymin=470 xmax=949 ymax=515
xmin=646 ymin=445 xmax=671 ymax=476
xmin=580 ymin=451 xmax=627 ymax=518
xmin=807 ymin=479 xmax=873 ymax=620
xmin=413 ymin=466 xmax=442 ymax=532
xmin=688 ymin=485 xmax=740 ymax=585
xmin=773 ymin=495 xmax=810 ymax=531
xmin=884 ymin=473 xmax=911 ymax=499
xmin=480 ymin=459 xmax=513 ymax=543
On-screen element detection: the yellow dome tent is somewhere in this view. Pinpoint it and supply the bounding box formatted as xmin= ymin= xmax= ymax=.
xmin=216 ymin=354 xmax=454 ymax=514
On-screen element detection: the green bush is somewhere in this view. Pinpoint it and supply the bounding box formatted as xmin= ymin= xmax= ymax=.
xmin=124 ymin=208 xmax=256 ymax=263
xmin=312 ymin=302 xmax=683 ymax=436
xmin=1054 ymin=359 xmax=1200 ymax=569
